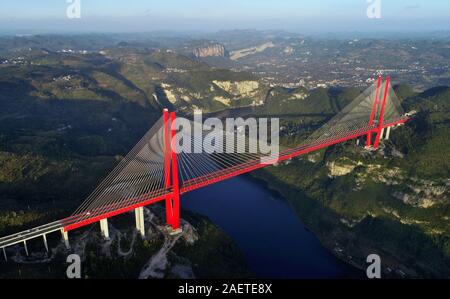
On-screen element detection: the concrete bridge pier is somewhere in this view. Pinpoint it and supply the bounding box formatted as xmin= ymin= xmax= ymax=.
xmin=100 ymin=218 xmax=110 ymax=240
xmin=43 ymin=234 xmax=49 ymax=252
xmin=61 ymin=229 xmax=70 ymax=249
xmin=385 ymin=126 xmax=391 ymax=140
xmin=380 ymin=128 xmax=385 ymax=141
xmin=135 ymin=207 xmax=145 ymax=237
xmin=2 ymin=247 xmax=7 ymax=262
xmin=23 ymin=240 xmax=29 ymax=256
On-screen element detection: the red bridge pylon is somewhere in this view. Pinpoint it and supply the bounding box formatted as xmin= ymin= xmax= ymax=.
xmin=163 ymin=109 xmax=181 ymax=232
xmin=366 ymin=75 xmax=392 ymax=149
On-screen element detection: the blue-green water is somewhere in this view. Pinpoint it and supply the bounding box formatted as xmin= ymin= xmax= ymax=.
xmin=182 ymin=175 xmax=361 ymax=279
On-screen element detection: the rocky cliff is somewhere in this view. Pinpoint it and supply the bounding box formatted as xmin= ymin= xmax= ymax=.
xmin=192 ymin=43 xmax=229 ymax=58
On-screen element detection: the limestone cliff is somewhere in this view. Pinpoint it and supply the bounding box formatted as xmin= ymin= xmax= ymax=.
xmin=192 ymin=43 xmax=229 ymax=58
xmin=212 ymin=80 xmax=260 ymax=98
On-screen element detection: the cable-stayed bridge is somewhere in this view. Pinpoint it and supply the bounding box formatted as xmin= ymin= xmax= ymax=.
xmin=0 ymin=76 xmax=410 ymax=260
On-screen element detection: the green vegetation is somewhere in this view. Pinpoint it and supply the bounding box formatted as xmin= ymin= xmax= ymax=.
xmin=257 ymin=87 xmax=331 ymax=116
xmin=0 ymin=47 xmax=255 ymax=278
xmin=82 ymin=232 xmax=164 ymax=279
xmin=0 ymin=36 xmax=448 ymax=278
xmin=251 ymin=84 xmax=450 ymax=278
xmin=0 ymin=213 xmax=251 ymax=279
xmin=173 ymin=213 xmax=252 ymax=279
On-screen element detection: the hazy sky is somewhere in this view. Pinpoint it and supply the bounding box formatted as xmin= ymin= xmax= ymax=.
xmin=1 ymin=0 xmax=450 ymax=33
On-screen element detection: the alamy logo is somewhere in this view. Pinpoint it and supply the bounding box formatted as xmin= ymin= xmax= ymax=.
xmin=366 ymin=254 xmax=381 ymax=279
xmin=366 ymin=0 xmax=382 ymax=19
xmin=66 ymin=254 xmax=81 ymax=279
xmin=66 ymin=0 xmax=81 ymax=19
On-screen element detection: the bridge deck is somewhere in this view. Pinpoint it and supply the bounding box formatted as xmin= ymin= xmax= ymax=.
xmin=0 ymin=221 xmax=63 ymax=249
xmin=0 ymin=117 xmax=409 ymax=250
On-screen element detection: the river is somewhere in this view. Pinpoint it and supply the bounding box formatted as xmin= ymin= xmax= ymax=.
xmin=182 ymin=175 xmax=361 ymax=279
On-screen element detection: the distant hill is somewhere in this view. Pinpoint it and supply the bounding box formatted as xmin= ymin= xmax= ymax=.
xmin=0 ymin=45 xmax=272 ymax=220
xmin=192 ymin=43 xmax=229 ymax=59
xmin=0 ymin=47 xmax=269 ymax=114
xmin=0 ymin=42 xmax=270 ymax=279
xmin=0 ymin=35 xmax=448 ymax=278
xmin=391 ymin=86 xmax=450 ymax=178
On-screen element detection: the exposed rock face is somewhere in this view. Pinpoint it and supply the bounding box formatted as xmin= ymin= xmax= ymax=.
xmin=307 ymin=152 xmax=322 ymax=163
xmin=212 ymin=80 xmax=260 ymax=98
xmin=192 ymin=43 xmax=229 ymax=58
xmin=214 ymin=96 xmax=232 ymax=106
xmin=157 ymin=79 xmax=264 ymax=112
xmin=230 ymin=42 xmax=275 ymax=60
xmin=328 ymin=163 xmax=355 ymax=176
xmin=289 ymin=92 xmax=308 ymax=100
xmin=327 ymin=159 xmax=362 ymax=177
xmin=160 ymin=83 xmax=178 ymax=104
xmin=327 ymin=156 xmax=449 ymax=209
xmin=391 ymin=179 xmax=448 ymax=208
